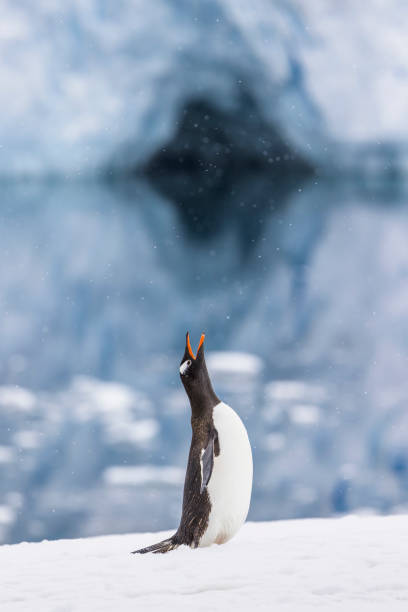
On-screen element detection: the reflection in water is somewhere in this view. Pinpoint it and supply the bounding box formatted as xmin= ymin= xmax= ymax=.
xmin=0 ymin=176 xmax=408 ymax=543
xmin=144 ymin=96 xmax=312 ymax=242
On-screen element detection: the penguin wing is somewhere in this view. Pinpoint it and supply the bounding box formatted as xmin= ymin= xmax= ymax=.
xmin=200 ymin=429 xmax=218 ymax=494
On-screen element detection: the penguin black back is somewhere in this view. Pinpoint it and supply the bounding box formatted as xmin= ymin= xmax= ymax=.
xmin=133 ymin=332 xmax=219 ymax=553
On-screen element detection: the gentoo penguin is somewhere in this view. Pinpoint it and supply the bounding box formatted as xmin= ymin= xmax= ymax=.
xmin=133 ymin=332 xmax=253 ymax=554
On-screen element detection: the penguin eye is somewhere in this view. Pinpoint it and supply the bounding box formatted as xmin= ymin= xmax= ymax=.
xmin=180 ymin=359 xmax=192 ymax=375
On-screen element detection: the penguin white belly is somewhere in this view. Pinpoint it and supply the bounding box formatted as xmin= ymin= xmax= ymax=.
xmin=199 ymin=401 xmax=253 ymax=547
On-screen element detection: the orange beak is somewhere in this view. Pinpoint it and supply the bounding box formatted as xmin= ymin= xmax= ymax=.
xmin=187 ymin=332 xmax=205 ymax=360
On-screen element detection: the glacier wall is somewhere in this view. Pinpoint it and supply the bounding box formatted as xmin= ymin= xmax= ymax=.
xmin=1 ymin=0 xmax=408 ymax=176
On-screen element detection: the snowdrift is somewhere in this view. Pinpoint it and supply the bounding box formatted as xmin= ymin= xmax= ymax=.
xmin=1 ymin=515 xmax=407 ymax=611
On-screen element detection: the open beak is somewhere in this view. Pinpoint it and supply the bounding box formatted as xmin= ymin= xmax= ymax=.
xmin=187 ymin=332 xmax=205 ymax=359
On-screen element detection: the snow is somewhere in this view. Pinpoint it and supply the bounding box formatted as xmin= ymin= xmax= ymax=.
xmin=1 ymin=515 xmax=408 ymax=611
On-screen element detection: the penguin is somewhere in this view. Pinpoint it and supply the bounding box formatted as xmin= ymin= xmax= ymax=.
xmin=132 ymin=332 xmax=253 ymax=554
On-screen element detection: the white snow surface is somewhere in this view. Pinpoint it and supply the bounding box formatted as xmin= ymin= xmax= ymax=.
xmin=1 ymin=515 xmax=408 ymax=611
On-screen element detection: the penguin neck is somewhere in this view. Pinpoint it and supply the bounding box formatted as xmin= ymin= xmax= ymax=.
xmin=185 ymin=372 xmax=219 ymax=419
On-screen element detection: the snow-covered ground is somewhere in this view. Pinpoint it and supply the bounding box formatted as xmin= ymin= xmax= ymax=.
xmin=1 ymin=515 xmax=407 ymax=611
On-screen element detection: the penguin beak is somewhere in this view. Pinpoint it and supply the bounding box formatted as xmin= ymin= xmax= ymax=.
xmin=187 ymin=332 xmax=205 ymax=360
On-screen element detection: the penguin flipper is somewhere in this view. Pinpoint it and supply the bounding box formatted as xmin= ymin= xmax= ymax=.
xmin=132 ymin=535 xmax=179 ymax=554
xmin=200 ymin=429 xmax=217 ymax=494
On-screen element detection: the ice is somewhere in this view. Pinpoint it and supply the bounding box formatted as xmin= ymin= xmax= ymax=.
xmin=0 ymin=506 xmax=14 ymax=525
xmin=12 ymin=430 xmax=40 ymax=450
xmin=0 ymin=373 xmax=164 ymax=544
xmin=265 ymin=381 xmax=327 ymax=403
xmin=206 ymin=351 xmax=263 ymax=377
xmin=0 ymin=1 xmax=408 ymax=175
xmin=0 ymin=387 xmax=36 ymax=412
xmin=0 ymin=446 xmax=15 ymax=464
xmin=104 ymin=465 xmax=185 ymax=486
xmin=288 ymin=404 xmax=320 ymax=426
xmin=1 ymin=179 xmax=408 ymax=543
xmin=72 ymin=377 xmax=138 ymax=415
xmin=1 ymin=516 xmax=408 ymax=611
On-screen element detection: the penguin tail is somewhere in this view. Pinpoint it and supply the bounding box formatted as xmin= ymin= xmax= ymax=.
xmin=131 ymin=535 xmax=179 ymax=555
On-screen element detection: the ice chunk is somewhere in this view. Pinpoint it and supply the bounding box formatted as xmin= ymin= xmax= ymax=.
xmin=104 ymin=465 xmax=184 ymax=486
xmin=206 ymin=351 xmax=263 ymax=377
xmin=0 ymin=386 xmax=36 ymax=412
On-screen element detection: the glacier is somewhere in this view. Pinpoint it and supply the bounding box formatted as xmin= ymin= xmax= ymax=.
xmin=1 ymin=0 xmax=408 ymax=176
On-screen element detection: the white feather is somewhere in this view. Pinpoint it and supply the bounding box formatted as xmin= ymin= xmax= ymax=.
xmin=199 ymin=401 xmax=253 ymax=547
xmin=179 ymin=360 xmax=190 ymax=375
xmin=199 ymin=448 xmax=205 ymax=491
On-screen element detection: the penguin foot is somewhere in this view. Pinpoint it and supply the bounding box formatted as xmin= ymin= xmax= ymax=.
xmin=132 ymin=536 xmax=179 ymax=554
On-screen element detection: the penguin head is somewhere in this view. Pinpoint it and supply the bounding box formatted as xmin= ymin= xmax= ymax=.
xmin=180 ymin=332 xmax=219 ymax=412
xmin=179 ymin=332 xmax=205 ymax=379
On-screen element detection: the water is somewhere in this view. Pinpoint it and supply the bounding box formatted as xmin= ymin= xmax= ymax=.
xmin=1 ymin=175 xmax=408 ymax=544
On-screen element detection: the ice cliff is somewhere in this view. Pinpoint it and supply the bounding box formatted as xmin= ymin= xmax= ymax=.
xmin=1 ymin=0 xmax=407 ymax=176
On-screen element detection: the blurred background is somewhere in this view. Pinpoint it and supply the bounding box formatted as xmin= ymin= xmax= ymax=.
xmin=1 ymin=0 xmax=408 ymax=544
